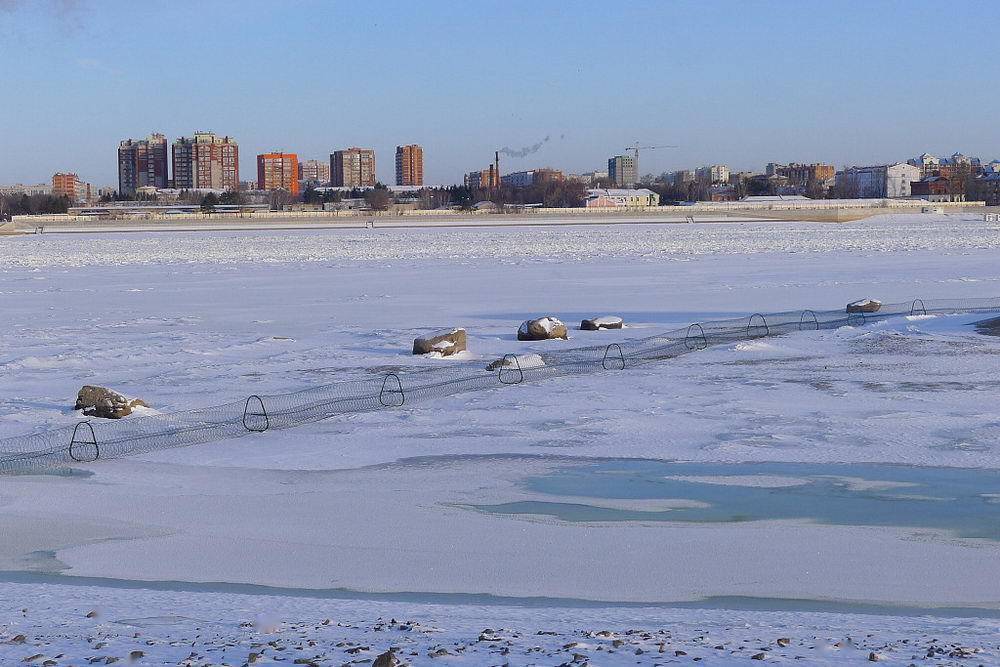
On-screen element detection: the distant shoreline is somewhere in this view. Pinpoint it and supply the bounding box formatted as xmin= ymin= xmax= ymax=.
xmin=6 ymin=204 xmax=989 ymax=236
xmin=8 ymin=213 xmax=773 ymax=235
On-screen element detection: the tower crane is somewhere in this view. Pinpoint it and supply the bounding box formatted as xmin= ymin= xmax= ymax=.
xmin=627 ymin=142 xmax=678 ymax=170
xmin=618 ymin=143 xmax=678 ymax=186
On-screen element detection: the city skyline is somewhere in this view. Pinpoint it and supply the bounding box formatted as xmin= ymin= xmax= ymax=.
xmin=1 ymin=1 xmax=999 ymax=187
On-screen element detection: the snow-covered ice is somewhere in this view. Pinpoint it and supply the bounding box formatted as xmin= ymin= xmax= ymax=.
xmin=1 ymin=213 xmax=999 ymax=662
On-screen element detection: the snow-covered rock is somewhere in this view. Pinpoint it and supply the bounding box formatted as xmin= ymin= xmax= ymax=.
xmin=517 ymin=317 xmax=568 ymax=341
xmin=846 ymin=298 xmax=882 ymax=313
xmin=485 ymin=353 xmax=545 ymax=371
xmin=74 ymin=385 xmax=148 ymax=419
xmin=581 ymin=315 xmax=624 ymax=331
xmin=412 ymin=328 xmax=467 ymax=356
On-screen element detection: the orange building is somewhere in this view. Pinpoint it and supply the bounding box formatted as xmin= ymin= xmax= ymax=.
xmin=52 ymin=172 xmax=90 ymax=203
xmin=395 ymin=144 xmax=424 ymax=186
xmin=257 ymin=152 xmax=300 ymax=195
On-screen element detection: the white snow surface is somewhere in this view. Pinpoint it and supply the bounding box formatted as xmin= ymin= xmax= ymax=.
xmin=418 ymin=327 xmax=464 ymax=341
xmin=0 ymin=580 xmax=996 ymax=666
xmin=2 ymin=213 xmax=1000 ymax=655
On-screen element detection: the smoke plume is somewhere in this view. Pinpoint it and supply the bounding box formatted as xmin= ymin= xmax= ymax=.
xmin=499 ymin=136 xmax=551 ymax=159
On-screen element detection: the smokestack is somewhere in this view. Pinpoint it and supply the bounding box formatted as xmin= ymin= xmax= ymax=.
xmin=494 ymin=151 xmax=500 ymax=190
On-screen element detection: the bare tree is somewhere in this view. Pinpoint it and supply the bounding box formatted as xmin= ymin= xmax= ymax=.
xmin=364 ymin=184 xmax=392 ymax=212
xmin=268 ymin=189 xmax=292 ymax=211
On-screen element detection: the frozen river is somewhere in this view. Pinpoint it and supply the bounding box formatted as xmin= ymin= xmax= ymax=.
xmin=1 ymin=213 xmax=999 ymax=663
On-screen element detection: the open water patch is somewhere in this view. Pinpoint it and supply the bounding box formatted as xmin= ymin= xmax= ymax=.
xmin=475 ymin=460 xmax=1000 ymax=540
xmin=974 ymin=316 xmax=1000 ymax=337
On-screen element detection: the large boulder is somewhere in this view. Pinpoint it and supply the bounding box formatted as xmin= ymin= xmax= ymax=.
xmin=74 ymin=385 xmax=148 ymax=419
xmin=581 ymin=315 xmax=624 ymax=331
xmin=485 ymin=353 xmax=545 ymax=371
xmin=412 ymin=328 xmax=467 ymax=356
xmin=517 ymin=317 xmax=568 ymax=341
xmin=846 ymin=298 xmax=882 ymax=314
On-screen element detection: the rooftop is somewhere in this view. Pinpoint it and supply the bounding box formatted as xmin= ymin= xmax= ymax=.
xmin=587 ymin=188 xmax=657 ymax=197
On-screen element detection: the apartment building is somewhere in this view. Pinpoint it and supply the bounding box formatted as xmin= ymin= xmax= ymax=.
xmin=118 ymin=133 xmax=168 ymax=195
xmin=172 ymin=132 xmax=240 ymax=190
xmin=464 ymin=165 xmax=499 ymax=190
xmin=608 ymin=154 xmax=637 ymax=188
xmin=51 ymin=172 xmax=91 ymax=203
xmin=331 ymin=147 xmax=376 ymax=187
xmin=695 ymin=164 xmax=730 ymax=185
xmin=835 ymin=163 xmax=921 ymax=198
xmin=501 ymin=168 xmax=565 ymax=188
xmin=771 ymin=163 xmax=835 ymax=186
xmin=300 ymin=159 xmax=330 ymax=184
xmin=395 ymin=144 xmax=424 ymax=186
xmin=257 ymin=152 xmax=300 ymax=195
xmin=0 ymin=183 xmax=52 ymax=196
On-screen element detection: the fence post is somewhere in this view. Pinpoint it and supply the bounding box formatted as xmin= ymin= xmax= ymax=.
xmin=498 ymin=354 xmax=524 ymax=385
xmin=243 ymin=395 xmax=270 ymax=433
xmin=68 ymin=421 xmax=99 ymax=462
xmin=379 ymin=374 xmax=406 ymax=407
xmin=602 ymin=343 xmax=626 ymax=370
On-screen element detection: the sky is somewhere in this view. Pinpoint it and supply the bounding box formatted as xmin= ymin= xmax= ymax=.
xmin=1 ymin=0 xmax=999 ymax=188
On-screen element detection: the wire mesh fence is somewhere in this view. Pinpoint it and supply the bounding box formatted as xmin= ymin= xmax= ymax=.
xmin=2 ymin=297 xmax=998 ymax=474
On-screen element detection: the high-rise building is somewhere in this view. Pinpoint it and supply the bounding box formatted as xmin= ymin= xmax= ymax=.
xmin=395 ymin=144 xmax=424 ymax=186
xmin=300 ymin=159 xmax=331 ymax=184
xmin=608 ymin=154 xmax=637 ymax=188
xmin=172 ymin=132 xmax=240 ymax=190
xmin=118 ymin=133 xmax=168 ymax=195
xmin=330 ymin=147 xmax=376 ymax=187
xmin=51 ymin=172 xmax=91 ymax=203
xmin=257 ymin=152 xmax=300 ymax=195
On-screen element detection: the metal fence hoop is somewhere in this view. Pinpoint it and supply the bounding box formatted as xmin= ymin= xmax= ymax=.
xmin=910 ymin=299 xmax=927 ymax=316
xmin=685 ymin=323 xmax=708 ymax=350
xmin=747 ymin=313 xmax=770 ymax=338
xmin=379 ymin=373 xmax=406 ymax=407
xmin=242 ymin=395 xmax=270 ymax=433
xmin=498 ymin=354 xmax=524 ymax=385
xmin=799 ymin=309 xmax=819 ymax=331
xmin=847 ymin=311 xmax=866 ymax=327
xmin=68 ymin=421 xmax=99 ymax=462
xmin=602 ymin=343 xmax=626 ymax=370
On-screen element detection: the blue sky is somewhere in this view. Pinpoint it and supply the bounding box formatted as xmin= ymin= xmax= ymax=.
xmin=1 ymin=0 xmax=998 ymax=187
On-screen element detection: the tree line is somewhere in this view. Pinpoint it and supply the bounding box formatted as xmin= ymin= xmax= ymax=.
xmin=0 ymin=193 xmax=71 ymax=219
